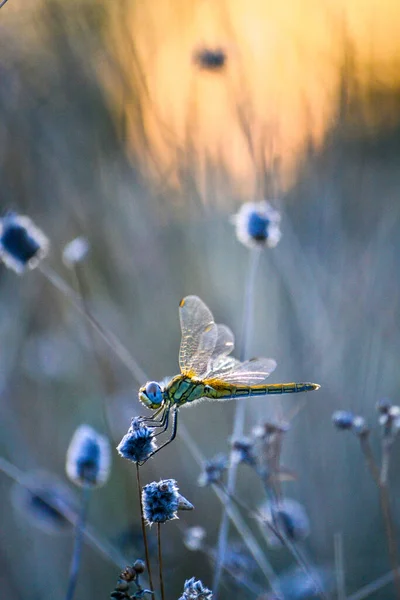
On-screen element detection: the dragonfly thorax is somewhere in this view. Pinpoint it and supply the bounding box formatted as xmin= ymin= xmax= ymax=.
xmin=139 ymin=381 xmax=165 ymax=409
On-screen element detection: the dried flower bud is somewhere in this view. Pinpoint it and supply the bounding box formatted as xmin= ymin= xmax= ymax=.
xmin=351 ymin=416 xmax=369 ymax=437
xmin=66 ymin=425 xmax=111 ymax=488
xmin=259 ymin=498 xmax=310 ymax=548
xmin=198 ymin=454 xmax=228 ymax=486
xmin=193 ymin=47 xmax=226 ymax=71
xmin=117 ymin=418 xmax=157 ymax=464
xmin=231 ymin=437 xmax=257 ymax=467
xmin=133 ymin=559 xmax=146 ymax=574
xmin=332 ymin=410 xmax=354 ymax=430
xmin=62 ymin=236 xmax=90 ymax=267
xmin=376 ymin=398 xmax=392 ymax=415
xmin=0 ymin=212 xmax=49 ymax=274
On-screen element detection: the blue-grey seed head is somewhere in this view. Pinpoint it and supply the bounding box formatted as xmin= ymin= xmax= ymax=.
xmin=66 ymin=425 xmax=111 ymax=488
xmin=117 ymin=418 xmax=157 ymax=464
xmin=198 ymin=454 xmax=228 ymax=486
xmin=332 ymin=410 xmax=354 ymax=430
xmin=142 ymin=479 xmax=180 ymax=524
xmin=179 ymin=577 xmax=213 ymax=600
xmin=0 ymin=213 xmax=49 ymax=273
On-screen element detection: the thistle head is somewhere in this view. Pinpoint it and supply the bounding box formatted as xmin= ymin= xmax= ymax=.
xmin=117 ymin=418 xmax=157 ymax=464
xmin=139 ymin=381 xmax=164 ymax=410
xmin=0 ymin=212 xmax=49 ymax=274
xmin=66 ymin=425 xmax=111 ymax=489
xmin=231 ymin=201 xmax=281 ymax=249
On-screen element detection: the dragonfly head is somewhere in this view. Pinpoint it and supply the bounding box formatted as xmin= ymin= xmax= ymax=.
xmin=139 ymin=381 xmax=164 ymax=410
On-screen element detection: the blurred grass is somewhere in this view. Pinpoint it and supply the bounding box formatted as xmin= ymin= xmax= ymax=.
xmin=0 ymin=0 xmax=400 ymax=598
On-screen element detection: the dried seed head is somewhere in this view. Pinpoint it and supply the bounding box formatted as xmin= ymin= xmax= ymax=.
xmin=117 ymin=418 xmax=157 ymax=464
xmin=142 ymin=479 xmax=192 ymax=525
xmin=66 ymin=425 xmax=111 ymax=488
xmin=183 ymin=526 xmax=206 ymax=551
xmin=231 ymin=201 xmax=281 ymax=249
xmin=178 ymin=577 xmax=213 ymax=600
xmin=259 ymin=498 xmax=310 ymax=547
xmin=62 ymin=236 xmax=90 ymax=267
xmin=198 ymin=454 xmax=228 ymax=486
xmin=332 ymin=410 xmax=354 ymax=430
xmin=0 ymin=212 xmax=49 ymax=274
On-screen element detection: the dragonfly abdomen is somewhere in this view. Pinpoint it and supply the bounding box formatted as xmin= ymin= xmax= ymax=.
xmin=232 ymin=382 xmax=320 ymax=398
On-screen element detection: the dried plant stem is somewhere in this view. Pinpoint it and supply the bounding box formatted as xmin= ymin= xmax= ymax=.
xmin=334 ymin=532 xmax=346 ymax=600
xmin=38 ymin=263 xmax=147 ymax=385
xmin=348 ymin=568 xmax=400 ymax=600
xmin=213 ymin=248 xmax=261 ymax=598
xmin=65 ymin=486 xmax=91 ymax=600
xmin=359 ymin=435 xmax=400 ymax=599
xmin=157 ymin=523 xmax=165 ymax=600
xmin=136 ymin=464 xmax=154 ymax=594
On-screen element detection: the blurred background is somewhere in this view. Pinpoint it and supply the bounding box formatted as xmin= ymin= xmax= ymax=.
xmin=1 ymin=0 xmax=400 ymax=598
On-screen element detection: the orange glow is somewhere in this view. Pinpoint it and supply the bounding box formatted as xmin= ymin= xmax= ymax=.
xmin=106 ymin=0 xmax=400 ymax=197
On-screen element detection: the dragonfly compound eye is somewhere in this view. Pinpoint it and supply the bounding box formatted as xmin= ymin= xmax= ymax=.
xmin=140 ymin=381 xmax=163 ymax=409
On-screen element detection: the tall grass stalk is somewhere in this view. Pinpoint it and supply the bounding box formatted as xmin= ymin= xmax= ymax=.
xmin=65 ymin=486 xmax=91 ymax=600
xmin=213 ymin=248 xmax=261 ymax=598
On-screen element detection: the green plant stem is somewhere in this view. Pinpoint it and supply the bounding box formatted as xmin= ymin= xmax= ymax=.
xmin=65 ymin=486 xmax=91 ymax=600
xmin=157 ymin=523 xmax=165 ymax=600
xmin=136 ymin=464 xmax=154 ymax=594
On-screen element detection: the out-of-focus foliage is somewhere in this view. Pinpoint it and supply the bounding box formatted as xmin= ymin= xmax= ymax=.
xmin=0 ymin=0 xmax=400 ymax=599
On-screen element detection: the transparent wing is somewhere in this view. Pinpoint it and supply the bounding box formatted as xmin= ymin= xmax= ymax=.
xmin=206 ymin=357 xmax=277 ymax=385
xmin=179 ymin=296 xmax=218 ymax=376
xmin=210 ymin=324 xmax=235 ymax=361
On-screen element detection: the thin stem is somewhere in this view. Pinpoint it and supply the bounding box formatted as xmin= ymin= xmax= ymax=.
xmin=348 ymin=569 xmax=400 ymax=600
xmin=136 ymin=464 xmax=154 ymax=594
xmin=0 ymin=0 xmax=10 ymax=8
xmin=157 ymin=523 xmax=165 ymax=600
xmin=65 ymin=486 xmax=91 ymax=600
xmin=38 ymin=263 xmax=147 ymax=385
xmin=71 ymin=263 xmax=115 ymax=443
xmin=213 ymin=248 xmax=261 ymax=598
xmin=359 ymin=434 xmax=400 ymax=598
xmin=334 ymin=532 xmax=346 ymax=600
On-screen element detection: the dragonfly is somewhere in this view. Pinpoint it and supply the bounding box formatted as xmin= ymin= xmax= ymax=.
xmin=138 ymin=295 xmax=320 ymax=462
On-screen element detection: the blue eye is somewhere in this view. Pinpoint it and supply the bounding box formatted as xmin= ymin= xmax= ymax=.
xmin=145 ymin=382 xmax=162 ymax=405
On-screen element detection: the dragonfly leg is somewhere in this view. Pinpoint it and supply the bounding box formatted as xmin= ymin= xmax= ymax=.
xmin=137 ymin=405 xmax=165 ymax=423
xmin=138 ymin=408 xmax=179 ymax=465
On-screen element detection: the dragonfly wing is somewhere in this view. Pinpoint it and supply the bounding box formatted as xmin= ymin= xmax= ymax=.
xmin=179 ymin=296 xmax=218 ymax=376
xmin=207 ymin=357 xmax=277 ymax=385
xmin=211 ymin=324 xmax=235 ymax=361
